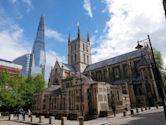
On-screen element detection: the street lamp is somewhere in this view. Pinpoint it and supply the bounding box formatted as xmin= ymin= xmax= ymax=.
xmin=79 ymin=72 xmax=84 ymax=117
xmin=135 ymin=35 xmax=166 ymax=119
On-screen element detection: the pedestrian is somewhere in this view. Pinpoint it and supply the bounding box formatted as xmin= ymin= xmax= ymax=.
xmin=22 ymin=110 xmax=26 ymax=120
xmin=28 ymin=109 xmax=31 ymax=117
xmin=19 ymin=108 xmax=25 ymax=120
xmin=112 ymin=105 xmax=116 ymax=117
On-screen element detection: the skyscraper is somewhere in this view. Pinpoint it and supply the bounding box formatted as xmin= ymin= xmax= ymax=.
xmin=13 ymin=54 xmax=32 ymax=77
xmin=13 ymin=16 xmax=46 ymax=78
xmin=31 ymin=15 xmax=46 ymax=77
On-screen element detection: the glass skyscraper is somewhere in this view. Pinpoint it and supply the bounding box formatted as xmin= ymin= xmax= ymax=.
xmin=31 ymin=15 xmax=46 ymax=77
xmin=13 ymin=54 xmax=32 ymax=77
xmin=13 ymin=16 xmax=46 ymax=78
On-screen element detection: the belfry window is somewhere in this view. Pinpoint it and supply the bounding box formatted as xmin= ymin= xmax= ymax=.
xmin=75 ymin=54 xmax=77 ymax=63
xmin=83 ymin=43 xmax=85 ymax=51
xmin=84 ymin=54 xmax=85 ymax=63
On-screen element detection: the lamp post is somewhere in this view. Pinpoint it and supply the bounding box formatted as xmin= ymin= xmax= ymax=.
xmin=79 ymin=72 xmax=84 ymax=117
xmin=135 ymin=35 xmax=166 ymax=119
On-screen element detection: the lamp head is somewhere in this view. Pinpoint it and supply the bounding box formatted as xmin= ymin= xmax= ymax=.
xmin=135 ymin=41 xmax=143 ymax=49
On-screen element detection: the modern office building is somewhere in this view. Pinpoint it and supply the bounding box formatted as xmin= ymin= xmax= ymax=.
xmin=13 ymin=16 xmax=46 ymax=78
xmin=31 ymin=15 xmax=46 ymax=77
xmin=0 ymin=59 xmax=22 ymax=76
xmin=13 ymin=54 xmax=32 ymax=77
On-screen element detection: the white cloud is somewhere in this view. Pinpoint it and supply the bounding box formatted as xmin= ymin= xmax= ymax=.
xmin=45 ymin=27 xmax=65 ymax=42
xmin=22 ymin=0 xmax=32 ymax=7
xmin=46 ymin=50 xmax=66 ymax=66
xmin=0 ymin=12 xmax=30 ymax=61
xmin=45 ymin=50 xmax=66 ymax=81
xmin=0 ymin=10 xmax=64 ymax=82
xmin=9 ymin=0 xmax=17 ymax=4
xmin=8 ymin=0 xmax=33 ymax=12
xmin=9 ymin=0 xmax=32 ymax=6
xmin=0 ymin=29 xmax=29 ymax=61
xmin=83 ymin=0 xmax=93 ymax=18
xmin=92 ymin=0 xmax=166 ymax=65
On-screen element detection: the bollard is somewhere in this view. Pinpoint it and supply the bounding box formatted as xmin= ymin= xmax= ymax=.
xmin=9 ymin=114 xmax=14 ymax=120
xmin=24 ymin=115 xmax=28 ymax=121
xmin=156 ymin=105 xmax=159 ymax=109
xmin=141 ymin=107 xmax=143 ymax=112
xmin=136 ymin=108 xmax=139 ymax=113
xmin=130 ymin=109 xmax=134 ymax=115
xmin=145 ymin=107 xmax=147 ymax=110
xmin=31 ymin=115 xmax=35 ymax=122
xmin=123 ymin=111 xmax=126 ymax=116
xmin=61 ymin=117 xmax=67 ymax=125
xmin=79 ymin=116 xmax=84 ymax=125
xmin=39 ymin=116 xmax=44 ymax=123
xmin=148 ymin=106 xmax=151 ymax=110
xmin=18 ymin=114 xmax=22 ymax=120
xmin=49 ymin=116 xmax=54 ymax=124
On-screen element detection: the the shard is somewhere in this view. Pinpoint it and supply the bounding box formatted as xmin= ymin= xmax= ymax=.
xmin=31 ymin=15 xmax=46 ymax=77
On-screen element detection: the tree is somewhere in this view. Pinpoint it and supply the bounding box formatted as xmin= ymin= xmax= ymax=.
xmin=0 ymin=72 xmax=45 ymax=111
xmin=22 ymin=74 xmax=45 ymax=109
xmin=154 ymin=49 xmax=166 ymax=85
xmin=0 ymin=72 xmax=23 ymax=110
xmin=154 ymin=49 xmax=164 ymax=70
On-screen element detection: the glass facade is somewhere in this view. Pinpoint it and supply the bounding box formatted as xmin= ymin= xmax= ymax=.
xmin=13 ymin=54 xmax=32 ymax=77
xmin=31 ymin=16 xmax=46 ymax=77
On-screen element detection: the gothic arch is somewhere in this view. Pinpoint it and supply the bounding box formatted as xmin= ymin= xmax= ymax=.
xmin=53 ymin=77 xmax=61 ymax=85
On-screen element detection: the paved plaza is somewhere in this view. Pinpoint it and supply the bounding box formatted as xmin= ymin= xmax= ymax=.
xmin=0 ymin=107 xmax=165 ymax=125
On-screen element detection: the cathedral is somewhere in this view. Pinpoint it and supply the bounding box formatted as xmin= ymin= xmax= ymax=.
xmin=32 ymin=25 xmax=160 ymax=119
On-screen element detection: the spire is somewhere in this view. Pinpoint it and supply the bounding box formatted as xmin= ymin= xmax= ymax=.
xmin=38 ymin=15 xmax=45 ymax=33
xmin=68 ymin=32 xmax=70 ymax=44
xmin=87 ymin=32 xmax=90 ymax=42
xmin=31 ymin=15 xmax=46 ymax=77
xmin=77 ymin=22 xmax=80 ymax=40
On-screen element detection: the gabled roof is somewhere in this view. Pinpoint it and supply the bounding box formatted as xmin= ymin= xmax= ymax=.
xmin=85 ymin=49 xmax=146 ymax=71
xmin=138 ymin=54 xmax=151 ymax=67
xmin=70 ymin=38 xmax=87 ymax=43
xmin=40 ymin=85 xmax=61 ymax=94
xmin=58 ymin=61 xmax=77 ymax=72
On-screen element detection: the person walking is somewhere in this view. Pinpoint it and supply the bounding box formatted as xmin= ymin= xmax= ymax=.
xmin=112 ymin=105 xmax=116 ymax=117
xmin=28 ymin=109 xmax=31 ymax=117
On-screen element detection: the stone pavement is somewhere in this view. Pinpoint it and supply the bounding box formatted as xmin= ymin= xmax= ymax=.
xmin=107 ymin=107 xmax=165 ymax=125
xmin=0 ymin=107 xmax=165 ymax=125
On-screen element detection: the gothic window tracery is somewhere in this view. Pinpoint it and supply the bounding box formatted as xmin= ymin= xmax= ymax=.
xmin=113 ymin=66 xmax=120 ymax=80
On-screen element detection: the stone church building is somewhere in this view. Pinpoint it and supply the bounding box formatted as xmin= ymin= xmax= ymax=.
xmin=32 ymin=26 xmax=159 ymax=119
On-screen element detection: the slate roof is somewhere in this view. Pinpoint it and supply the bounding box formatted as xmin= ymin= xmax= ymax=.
xmin=41 ymin=85 xmax=61 ymax=94
xmin=138 ymin=54 xmax=151 ymax=66
xmin=0 ymin=59 xmax=12 ymax=63
xmin=58 ymin=62 xmax=78 ymax=72
xmin=85 ymin=49 xmax=146 ymax=71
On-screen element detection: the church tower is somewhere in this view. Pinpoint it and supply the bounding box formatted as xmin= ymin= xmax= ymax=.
xmin=68 ymin=24 xmax=91 ymax=72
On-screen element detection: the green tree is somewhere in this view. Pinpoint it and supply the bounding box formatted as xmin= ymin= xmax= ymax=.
xmin=0 ymin=72 xmax=23 ymax=110
xmin=0 ymin=72 xmax=45 ymax=111
xmin=154 ymin=49 xmax=164 ymax=70
xmin=154 ymin=49 xmax=166 ymax=85
xmin=22 ymin=74 xmax=45 ymax=109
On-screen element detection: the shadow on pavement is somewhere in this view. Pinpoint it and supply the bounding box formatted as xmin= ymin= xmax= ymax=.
xmin=121 ymin=111 xmax=165 ymax=125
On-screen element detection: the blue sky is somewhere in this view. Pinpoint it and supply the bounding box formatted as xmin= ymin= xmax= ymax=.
xmin=0 ymin=0 xmax=166 ymax=81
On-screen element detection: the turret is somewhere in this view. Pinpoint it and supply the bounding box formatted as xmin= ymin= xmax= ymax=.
xmin=87 ymin=32 xmax=90 ymax=42
xmin=77 ymin=22 xmax=80 ymax=40
xmin=68 ymin=32 xmax=70 ymax=44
